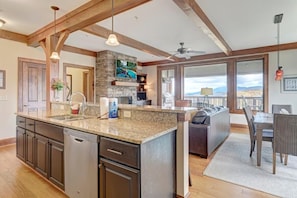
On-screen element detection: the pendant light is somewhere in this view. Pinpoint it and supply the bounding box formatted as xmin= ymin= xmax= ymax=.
xmin=274 ymin=13 xmax=283 ymax=81
xmin=105 ymin=0 xmax=120 ymax=46
xmin=50 ymin=6 xmax=60 ymax=60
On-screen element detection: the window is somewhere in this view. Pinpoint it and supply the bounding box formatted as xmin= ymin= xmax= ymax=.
xmin=184 ymin=63 xmax=227 ymax=107
xmin=158 ymin=54 xmax=268 ymax=113
xmin=236 ymin=60 xmax=264 ymax=111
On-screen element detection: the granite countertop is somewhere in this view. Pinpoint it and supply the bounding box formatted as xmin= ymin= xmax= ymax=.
xmin=16 ymin=110 xmax=177 ymax=144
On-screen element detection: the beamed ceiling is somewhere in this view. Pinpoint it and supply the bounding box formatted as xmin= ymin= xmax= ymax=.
xmin=1 ymin=0 xmax=297 ymax=66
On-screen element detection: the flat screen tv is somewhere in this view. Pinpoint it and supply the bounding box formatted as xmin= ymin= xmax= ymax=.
xmin=115 ymin=59 xmax=137 ymax=80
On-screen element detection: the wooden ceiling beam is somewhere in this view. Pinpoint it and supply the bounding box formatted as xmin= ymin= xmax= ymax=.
xmin=62 ymin=45 xmax=97 ymax=57
xmin=27 ymin=0 xmax=151 ymax=47
xmin=0 ymin=29 xmax=27 ymax=43
xmin=55 ymin=30 xmax=70 ymax=53
xmin=82 ymin=24 xmax=178 ymax=61
xmin=141 ymin=42 xmax=297 ymax=66
xmin=173 ymin=0 xmax=232 ymax=56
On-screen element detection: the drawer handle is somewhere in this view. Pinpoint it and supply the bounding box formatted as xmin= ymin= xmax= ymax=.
xmin=107 ymin=148 xmax=123 ymax=155
xmin=19 ymin=121 xmax=25 ymax=123
xmin=28 ymin=123 xmax=34 ymax=126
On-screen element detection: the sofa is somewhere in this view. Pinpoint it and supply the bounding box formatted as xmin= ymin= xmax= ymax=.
xmin=189 ymin=107 xmax=230 ymax=158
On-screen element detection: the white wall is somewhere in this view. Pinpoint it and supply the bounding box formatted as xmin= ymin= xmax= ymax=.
xmin=0 ymin=38 xmax=95 ymax=140
xmin=67 ymin=67 xmax=89 ymax=93
xmin=143 ymin=49 xmax=297 ymax=125
xmin=268 ymin=49 xmax=297 ymax=113
xmin=142 ymin=66 xmax=157 ymax=105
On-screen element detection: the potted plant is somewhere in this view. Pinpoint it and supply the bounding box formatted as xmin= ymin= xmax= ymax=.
xmin=51 ymin=78 xmax=64 ymax=101
xmin=51 ymin=78 xmax=64 ymax=91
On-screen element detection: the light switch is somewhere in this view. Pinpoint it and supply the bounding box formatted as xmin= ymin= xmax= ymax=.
xmin=123 ymin=110 xmax=131 ymax=118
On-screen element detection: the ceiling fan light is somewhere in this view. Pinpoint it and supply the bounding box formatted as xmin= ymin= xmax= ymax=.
xmin=50 ymin=51 xmax=60 ymax=60
xmin=106 ymin=34 xmax=119 ymax=46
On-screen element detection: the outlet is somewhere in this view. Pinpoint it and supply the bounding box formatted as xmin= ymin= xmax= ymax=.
xmin=0 ymin=95 xmax=8 ymax=101
xmin=123 ymin=110 xmax=131 ymax=118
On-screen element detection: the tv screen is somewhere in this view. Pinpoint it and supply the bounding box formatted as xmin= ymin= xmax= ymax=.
xmin=115 ymin=60 xmax=137 ymax=80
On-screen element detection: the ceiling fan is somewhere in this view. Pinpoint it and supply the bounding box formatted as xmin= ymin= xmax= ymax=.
xmin=167 ymin=42 xmax=205 ymax=60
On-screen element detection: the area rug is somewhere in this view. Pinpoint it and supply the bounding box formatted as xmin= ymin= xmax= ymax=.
xmin=203 ymin=133 xmax=297 ymax=198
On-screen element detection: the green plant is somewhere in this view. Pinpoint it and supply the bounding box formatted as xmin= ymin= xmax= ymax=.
xmin=51 ymin=78 xmax=64 ymax=91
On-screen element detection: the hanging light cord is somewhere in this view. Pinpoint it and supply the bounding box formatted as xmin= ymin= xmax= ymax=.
xmin=111 ymin=0 xmax=114 ymax=33
xmin=54 ymin=9 xmax=57 ymax=40
xmin=277 ymin=21 xmax=280 ymax=68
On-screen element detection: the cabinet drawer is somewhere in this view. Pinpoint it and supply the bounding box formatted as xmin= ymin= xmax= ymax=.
xmin=100 ymin=137 xmax=140 ymax=169
xmin=26 ymin=118 xmax=35 ymax=131
xmin=16 ymin=116 xmax=26 ymax=128
xmin=35 ymin=121 xmax=64 ymax=143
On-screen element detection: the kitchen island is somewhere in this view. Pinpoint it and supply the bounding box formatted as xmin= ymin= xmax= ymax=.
xmin=16 ymin=104 xmax=195 ymax=198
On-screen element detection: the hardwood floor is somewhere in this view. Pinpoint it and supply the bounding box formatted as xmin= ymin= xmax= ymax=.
xmin=0 ymin=127 xmax=277 ymax=198
xmin=0 ymin=144 xmax=67 ymax=198
xmin=188 ymin=127 xmax=277 ymax=198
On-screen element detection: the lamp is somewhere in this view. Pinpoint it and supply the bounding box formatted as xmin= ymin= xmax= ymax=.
xmin=0 ymin=19 xmax=5 ymax=28
xmin=201 ymin=87 xmax=213 ymax=107
xmin=105 ymin=0 xmax=119 ymax=46
xmin=274 ymin=13 xmax=284 ymax=81
xmin=50 ymin=6 xmax=60 ymax=60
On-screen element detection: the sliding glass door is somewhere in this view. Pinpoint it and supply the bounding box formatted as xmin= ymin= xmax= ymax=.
xmin=157 ymin=66 xmax=180 ymax=106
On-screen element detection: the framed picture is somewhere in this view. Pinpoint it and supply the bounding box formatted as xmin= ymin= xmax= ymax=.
xmin=0 ymin=70 xmax=6 ymax=89
xmin=281 ymin=75 xmax=297 ymax=93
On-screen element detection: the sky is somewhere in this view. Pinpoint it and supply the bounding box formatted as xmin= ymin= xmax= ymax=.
xmin=184 ymin=74 xmax=263 ymax=95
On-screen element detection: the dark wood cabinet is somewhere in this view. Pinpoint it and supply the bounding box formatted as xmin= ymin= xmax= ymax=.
xmin=99 ymin=131 xmax=176 ymax=198
xmin=35 ymin=121 xmax=65 ymax=190
xmin=16 ymin=116 xmax=35 ymax=165
xmin=48 ymin=139 xmax=64 ymax=189
xmin=16 ymin=126 xmax=25 ymax=161
xmin=35 ymin=134 xmax=48 ymax=178
xmin=25 ymin=130 xmax=35 ymax=167
xmin=16 ymin=116 xmax=64 ymax=190
xmin=100 ymin=158 xmax=139 ymax=198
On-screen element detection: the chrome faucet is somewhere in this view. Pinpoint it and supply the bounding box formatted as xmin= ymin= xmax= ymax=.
xmin=69 ymin=92 xmax=87 ymax=115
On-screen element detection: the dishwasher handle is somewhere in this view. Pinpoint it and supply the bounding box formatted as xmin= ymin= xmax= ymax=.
xmin=74 ymin=138 xmax=84 ymax=142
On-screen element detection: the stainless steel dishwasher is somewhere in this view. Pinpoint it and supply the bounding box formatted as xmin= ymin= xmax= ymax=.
xmin=64 ymin=128 xmax=98 ymax=198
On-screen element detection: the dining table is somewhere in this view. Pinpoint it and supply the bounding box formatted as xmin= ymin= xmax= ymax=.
xmin=253 ymin=112 xmax=274 ymax=166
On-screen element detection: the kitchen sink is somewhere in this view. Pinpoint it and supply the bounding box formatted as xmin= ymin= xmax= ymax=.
xmin=48 ymin=114 xmax=93 ymax=121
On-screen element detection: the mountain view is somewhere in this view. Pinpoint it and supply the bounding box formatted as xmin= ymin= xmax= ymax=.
xmin=185 ymin=86 xmax=263 ymax=97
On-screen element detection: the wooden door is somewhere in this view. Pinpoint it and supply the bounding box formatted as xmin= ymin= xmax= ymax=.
xmin=18 ymin=58 xmax=46 ymax=112
xmin=82 ymin=70 xmax=94 ymax=102
xmin=157 ymin=66 xmax=181 ymax=106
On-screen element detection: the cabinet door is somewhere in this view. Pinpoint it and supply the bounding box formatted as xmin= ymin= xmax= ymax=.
xmin=99 ymin=158 xmax=140 ymax=198
xmin=48 ymin=139 xmax=64 ymax=190
xmin=16 ymin=127 xmax=26 ymax=161
xmin=25 ymin=130 xmax=35 ymax=167
xmin=35 ymin=134 xmax=48 ymax=178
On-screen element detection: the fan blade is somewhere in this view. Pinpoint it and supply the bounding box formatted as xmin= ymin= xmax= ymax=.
xmin=166 ymin=53 xmax=178 ymax=61
xmin=186 ymin=50 xmax=205 ymax=54
xmin=185 ymin=54 xmax=191 ymax=59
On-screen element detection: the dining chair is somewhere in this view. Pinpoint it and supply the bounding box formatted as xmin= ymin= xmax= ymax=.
xmin=243 ymin=106 xmax=274 ymax=157
xmin=272 ymin=104 xmax=292 ymax=114
xmin=273 ymin=113 xmax=297 ymax=174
